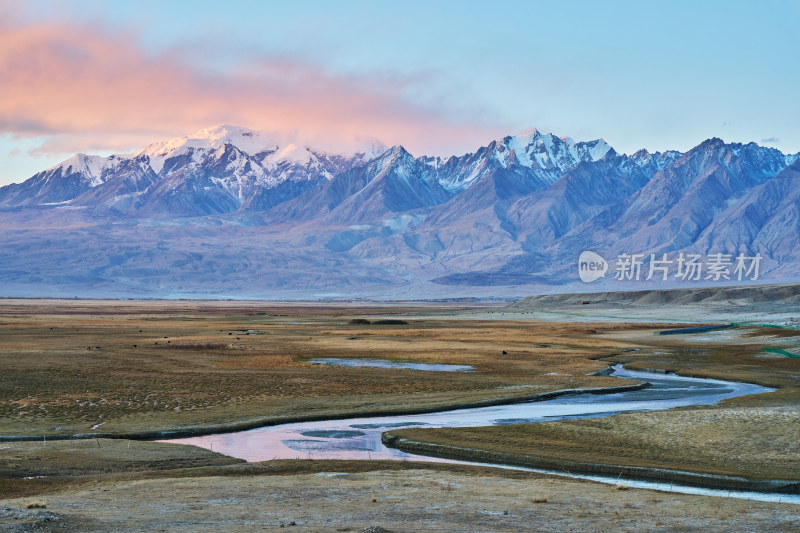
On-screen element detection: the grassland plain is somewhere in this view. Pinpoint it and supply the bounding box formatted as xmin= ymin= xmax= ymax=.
xmin=1 ymin=299 xmax=799 ymax=531
xmin=0 ymin=299 xmax=669 ymax=438
xmin=385 ymin=325 xmax=800 ymax=491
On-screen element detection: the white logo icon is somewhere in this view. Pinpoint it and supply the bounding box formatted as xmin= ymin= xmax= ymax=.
xmin=578 ymin=251 xmax=608 ymax=282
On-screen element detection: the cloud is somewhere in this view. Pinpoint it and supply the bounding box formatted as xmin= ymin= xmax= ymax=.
xmin=760 ymin=136 xmax=780 ymax=145
xmin=0 ymin=17 xmax=507 ymax=158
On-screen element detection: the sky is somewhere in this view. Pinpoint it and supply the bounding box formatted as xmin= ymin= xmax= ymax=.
xmin=1 ymin=0 xmax=799 ymax=186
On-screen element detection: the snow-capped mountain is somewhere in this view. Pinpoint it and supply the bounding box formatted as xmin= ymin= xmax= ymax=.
xmin=1 ymin=125 xmax=799 ymax=299
xmin=568 ymin=138 xmax=791 ymax=253
xmin=267 ymin=145 xmax=452 ymax=226
xmin=426 ymin=130 xmax=613 ymax=193
xmin=0 ymin=125 xmax=386 ymax=216
xmin=0 ymin=153 xmax=135 ymax=206
xmin=0 ymin=126 xmax=615 ymax=216
xmin=457 ymin=139 xmax=800 ymax=286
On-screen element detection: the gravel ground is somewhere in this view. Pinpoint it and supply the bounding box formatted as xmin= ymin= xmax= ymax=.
xmin=2 ymin=468 xmax=799 ymax=532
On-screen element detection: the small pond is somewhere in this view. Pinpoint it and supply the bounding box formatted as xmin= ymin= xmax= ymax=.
xmin=307 ymin=357 xmax=474 ymax=372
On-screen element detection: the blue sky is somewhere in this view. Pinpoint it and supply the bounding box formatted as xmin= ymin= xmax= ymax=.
xmin=2 ymin=0 xmax=798 ymax=186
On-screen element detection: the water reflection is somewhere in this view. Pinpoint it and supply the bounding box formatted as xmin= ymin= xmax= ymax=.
xmin=167 ymin=365 xmax=770 ymax=463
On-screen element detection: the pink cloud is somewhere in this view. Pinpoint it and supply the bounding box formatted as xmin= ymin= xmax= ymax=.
xmin=0 ymin=18 xmax=508 ymax=157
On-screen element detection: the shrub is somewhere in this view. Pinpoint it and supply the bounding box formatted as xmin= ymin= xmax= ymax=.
xmin=160 ymin=343 xmax=229 ymax=350
xmin=372 ymin=319 xmax=409 ymax=325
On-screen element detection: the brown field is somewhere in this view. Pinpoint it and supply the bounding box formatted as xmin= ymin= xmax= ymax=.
xmin=0 ymin=299 xmax=674 ymax=438
xmin=596 ymin=326 xmax=800 ymax=388
xmin=1 ymin=299 xmax=799 ymax=530
xmin=385 ymin=323 xmax=800 ymax=491
xmin=387 ymin=404 xmax=800 ymax=484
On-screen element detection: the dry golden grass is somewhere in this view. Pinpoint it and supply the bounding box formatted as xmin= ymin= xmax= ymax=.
xmin=2 ymin=298 xmax=798 ymax=499
xmin=596 ymin=326 xmax=800 ymax=387
xmin=0 ymin=439 xmax=242 ymax=499
xmin=388 ymin=403 xmax=800 ymax=481
xmin=0 ymin=299 xmax=659 ymax=437
xmin=385 ymin=324 xmax=800 ymax=485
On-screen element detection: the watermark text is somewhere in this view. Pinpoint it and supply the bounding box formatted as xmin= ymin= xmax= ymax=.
xmin=578 ymin=252 xmax=762 ymax=283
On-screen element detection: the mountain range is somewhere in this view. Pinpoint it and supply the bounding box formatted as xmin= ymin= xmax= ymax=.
xmin=1 ymin=125 xmax=798 ymax=299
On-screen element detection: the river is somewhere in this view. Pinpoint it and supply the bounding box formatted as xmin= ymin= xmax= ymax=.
xmin=165 ymin=365 xmax=800 ymax=503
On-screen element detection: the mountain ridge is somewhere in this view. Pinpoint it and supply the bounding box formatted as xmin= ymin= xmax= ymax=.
xmin=1 ymin=125 xmax=799 ymax=299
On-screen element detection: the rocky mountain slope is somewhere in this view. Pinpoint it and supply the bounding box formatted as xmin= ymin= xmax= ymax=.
xmin=1 ymin=125 xmax=798 ymax=299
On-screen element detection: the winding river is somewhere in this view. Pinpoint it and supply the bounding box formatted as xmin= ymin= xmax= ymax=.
xmin=166 ymin=365 xmax=800 ymax=503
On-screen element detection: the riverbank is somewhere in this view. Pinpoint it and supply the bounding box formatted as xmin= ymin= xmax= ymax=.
xmin=381 ymin=327 xmax=800 ymax=495
xmin=372 ymin=316 xmax=800 ymax=495
xmin=382 ymin=408 xmax=800 ymax=494
xmin=0 ymin=381 xmax=650 ymax=442
xmin=383 ymin=388 xmax=800 ymax=494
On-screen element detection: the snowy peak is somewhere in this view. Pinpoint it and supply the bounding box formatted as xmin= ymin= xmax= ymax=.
xmin=138 ymin=125 xmax=281 ymax=158
xmin=727 ymin=141 xmax=800 ymax=176
xmin=357 ymin=145 xmax=419 ymax=186
xmin=629 ymin=149 xmax=683 ymax=171
xmin=137 ymin=125 xmax=387 ymax=168
xmin=45 ymin=152 xmax=134 ymax=188
xmin=512 ymin=128 xmax=576 ymax=146
xmin=433 ymin=129 xmax=615 ymax=193
xmin=3 ymin=125 xmax=799 ymax=227
xmin=376 ymin=145 xmax=413 ymax=165
xmin=677 ymin=137 xmax=795 ymax=181
xmin=51 ymin=154 xmax=112 ymax=186
xmin=135 ymin=125 xmax=385 ymax=178
xmin=274 ymin=143 xmax=314 ymax=165
xmin=136 ymin=125 xmax=284 ymax=173
xmin=493 ymin=130 xmax=612 ymax=171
